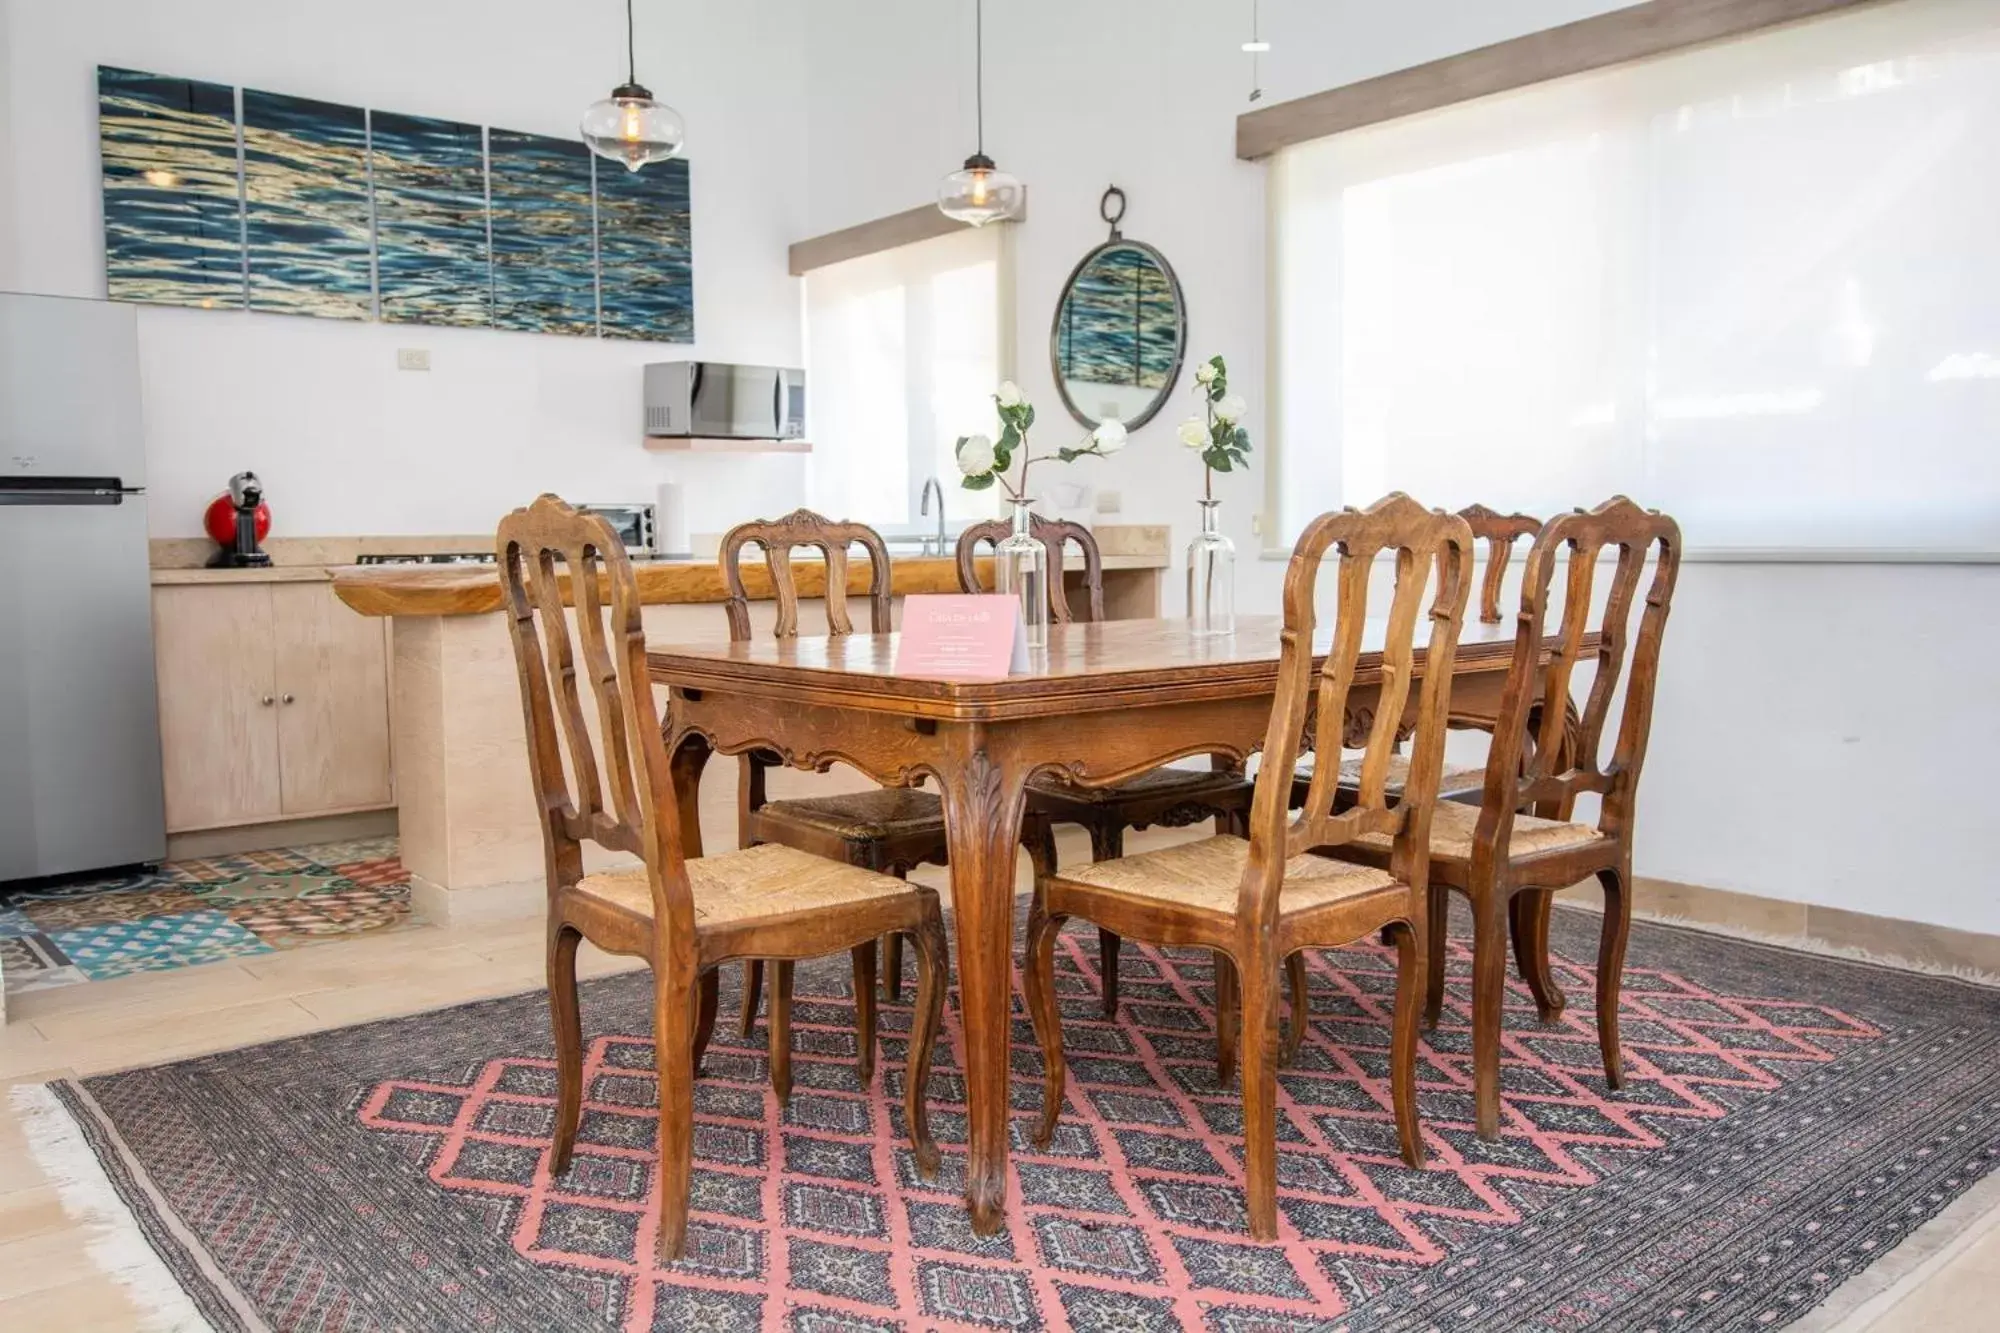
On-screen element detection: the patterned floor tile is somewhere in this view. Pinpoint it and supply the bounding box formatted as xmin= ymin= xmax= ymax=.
xmin=292 ymin=836 xmax=399 ymax=864
xmin=50 ymin=910 xmax=274 ymax=980
xmin=1 ymin=932 xmax=88 ymax=995
xmin=2 ymin=840 xmax=412 ymax=990
xmin=225 ymin=883 xmax=409 ymax=947
xmin=195 ymin=871 xmax=349 ymax=903
xmin=21 ymin=887 xmax=208 ymax=932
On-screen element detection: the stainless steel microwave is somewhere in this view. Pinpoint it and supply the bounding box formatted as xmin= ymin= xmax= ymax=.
xmin=643 ymin=361 xmax=806 ymax=441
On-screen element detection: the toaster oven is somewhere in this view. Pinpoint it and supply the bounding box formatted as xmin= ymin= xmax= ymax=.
xmin=578 ymin=503 xmax=657 ymax=556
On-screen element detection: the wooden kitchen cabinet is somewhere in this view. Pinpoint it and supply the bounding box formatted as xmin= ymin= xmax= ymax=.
xmin=152 ymin=578 xmax=393 ymax=833
xmin=153 ymin=583 xmax=283 ymax=831
xmin=271 ymin=581 xmax=394 ymax=815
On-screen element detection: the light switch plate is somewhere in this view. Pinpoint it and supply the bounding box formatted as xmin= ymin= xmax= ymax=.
xmin=396 ymin=348 xmax=431 ymax=371
xmin=1096 ymin=489 xmax=1122 ymax=514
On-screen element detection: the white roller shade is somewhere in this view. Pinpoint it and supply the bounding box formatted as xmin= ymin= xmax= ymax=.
xmin=1272 ymin=0 xmax=2000 ymax=555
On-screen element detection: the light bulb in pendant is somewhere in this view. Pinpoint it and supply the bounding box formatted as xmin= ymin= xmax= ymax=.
xmin=581 ymin=82 xmax=684 ymax=172
xmin=939 ymin=153 xmax=1020 ymax=227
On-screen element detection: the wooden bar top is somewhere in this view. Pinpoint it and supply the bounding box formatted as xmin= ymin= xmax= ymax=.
xmin=333 ymin=554 xmax=993 ymax=618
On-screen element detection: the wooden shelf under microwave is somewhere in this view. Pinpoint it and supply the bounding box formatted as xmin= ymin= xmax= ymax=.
xmin=642 ymin=436 xmax=813 ymax=454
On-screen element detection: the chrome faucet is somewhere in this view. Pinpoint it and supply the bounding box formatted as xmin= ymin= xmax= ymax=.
xmin=919 ymin=476 xmax=946 ymax=556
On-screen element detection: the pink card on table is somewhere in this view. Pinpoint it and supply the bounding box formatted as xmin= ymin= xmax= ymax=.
xmin=895 ymin=595 xmax=1029 ymax=680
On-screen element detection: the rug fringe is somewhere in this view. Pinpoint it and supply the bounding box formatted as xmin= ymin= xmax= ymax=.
xmin=9 ymin=1083 xmax=219 ymax=1333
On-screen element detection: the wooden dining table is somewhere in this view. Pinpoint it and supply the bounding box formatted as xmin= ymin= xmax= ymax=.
xmin=647 ymin=613 xmax=1560 ymax=1235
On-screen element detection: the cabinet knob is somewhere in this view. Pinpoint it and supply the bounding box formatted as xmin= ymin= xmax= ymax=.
xmin=260 ymin=695 xmax=274 ymax=706
xmin=281 ymin=693 xmax=296 ymax=704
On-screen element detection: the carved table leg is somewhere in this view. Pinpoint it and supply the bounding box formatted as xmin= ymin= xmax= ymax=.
xmin=669 ymin=731 xmax=711 ymax=859
xmin=935 ymin=726 xmax=1033 ymax=1237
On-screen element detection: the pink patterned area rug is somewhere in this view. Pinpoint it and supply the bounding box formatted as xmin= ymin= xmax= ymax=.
xmin=26 ymin=909 xmax=2000 ymax=1332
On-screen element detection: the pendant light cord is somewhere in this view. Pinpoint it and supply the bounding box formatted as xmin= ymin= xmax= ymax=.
xmin=625 ymin=0 xmax=637 ymax=86
xmin=975 ymin=0 xmax=985 ymax=155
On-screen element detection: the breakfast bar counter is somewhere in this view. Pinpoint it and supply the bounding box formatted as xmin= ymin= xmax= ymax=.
xmin=328 ymin=526 xmax=1169 ymax=922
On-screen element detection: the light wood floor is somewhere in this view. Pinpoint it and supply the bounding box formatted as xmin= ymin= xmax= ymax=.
xmin=1 ymin=827 xmax=1992 ymax=1330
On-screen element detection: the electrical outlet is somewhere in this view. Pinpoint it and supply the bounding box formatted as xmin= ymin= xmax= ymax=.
xmin=1251 ymin=512 xmax=1264 ymax=536
xmin=396 ymin=348 xmax=431 ymax=371
xmin=1096 ymin=489 xmax=1122 ymax=514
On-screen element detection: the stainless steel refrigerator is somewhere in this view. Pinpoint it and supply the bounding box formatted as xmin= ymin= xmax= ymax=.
xmin=0 ymin=292 xmax=167 ymax=881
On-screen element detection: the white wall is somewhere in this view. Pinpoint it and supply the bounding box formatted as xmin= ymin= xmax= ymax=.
xmin=803 ymin=0 xmax=2000 ymax=937
xmin=0 ymin=0 xmax=812 ymax=536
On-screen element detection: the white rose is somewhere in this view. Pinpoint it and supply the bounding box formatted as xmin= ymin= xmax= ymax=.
xmin=1091 ymin=420 xmax=1127 ymax=454
xmin=1177 ymin=417 xmax=1208 ymax=450
xmin=1194 ymin=362 xmax=1218 ymax=386
xmin=995 ymin=381 xmax=1023 ymax=408
xmin=957 ymin=433 xmax=996 ymax=476
xmin=1214 ymin=394 xmax=1247 ymax=424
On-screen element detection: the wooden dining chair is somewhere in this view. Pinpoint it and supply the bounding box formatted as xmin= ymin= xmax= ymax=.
xmin=1332 ymin=496 xmax=1681 ymax=1139
xmin=957 ymin=514 xmax=1256 ymax=1018
xmin=1294 ymin=504 xmax=1541 ymax=812
xmin=723 ymin=509 xmax=950 ymax=1021
xmin=497 ymin=495 xmax=949 ymax=1261
xmin=1022 ymin=493 xmax=1475 ymax=1238
xmin=1278 ymin=505 xmax=1543 ymax=1062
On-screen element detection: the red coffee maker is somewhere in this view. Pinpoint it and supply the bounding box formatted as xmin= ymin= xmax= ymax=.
xmin=203 ymin=471 xmax=273 ymax=568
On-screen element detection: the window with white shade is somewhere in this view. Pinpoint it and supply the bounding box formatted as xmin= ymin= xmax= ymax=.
xmin=1271 ymin=0 xmax=2000 ymax=553
xmin=803 ymin=226 xmax=1008 ymax=530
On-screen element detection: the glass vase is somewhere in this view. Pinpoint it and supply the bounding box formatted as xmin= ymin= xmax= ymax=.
xmin=994 ymin=497 xmax=1050 ymax=648
xmin=1186 ymin=499 xmax=1236 ymax=637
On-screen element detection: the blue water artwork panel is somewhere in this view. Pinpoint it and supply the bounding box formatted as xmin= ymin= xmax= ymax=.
xmin=488 ymin=129 xmax=598 ymax=336
xmin=1057 ymin=244 xmax=1180 ymax=389
xmin=597 ymin=157 xmax=693 ymax=343
xmin=98 ymin=67 xmax=244 ymax=310
xmin=371 ymin=112 xmax=490 ymax=328
xmin=241 ymin=89 xmax=373 ymax=319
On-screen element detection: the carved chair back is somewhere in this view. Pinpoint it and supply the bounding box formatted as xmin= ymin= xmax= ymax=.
xmin=720 ymin=508 xmax=894 ymax=643
xmin=953 ymin=514 xmax=1106 ymax=623
xmin=1473 ymin=496 xmax=1681 ymax=860
xmin=1242 ymin=493 xmax=1474 ymax=930
xmin=1458 ymin=505 xmax=1541 ymax=625
xmin=497 ymin=494 xmax=694 ymax=944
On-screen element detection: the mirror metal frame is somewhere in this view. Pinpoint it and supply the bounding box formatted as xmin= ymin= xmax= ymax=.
xmin=1049 ymin=235 xmax=1188 ymax=432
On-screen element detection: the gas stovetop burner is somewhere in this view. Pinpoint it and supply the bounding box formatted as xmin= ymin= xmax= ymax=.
xmin=354 ymin=552 xmax=497 ymax=566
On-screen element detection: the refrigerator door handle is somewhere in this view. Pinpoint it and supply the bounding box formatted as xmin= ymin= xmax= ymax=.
xmin=0 ymin=477 xmax=145 ymax=505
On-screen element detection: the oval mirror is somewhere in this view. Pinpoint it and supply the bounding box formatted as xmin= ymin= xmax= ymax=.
xmin=1050 ymin=187 xmax=1186 ymax=432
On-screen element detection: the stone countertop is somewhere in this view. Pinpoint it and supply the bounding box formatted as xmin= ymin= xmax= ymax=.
xmin=151 ymin=566 xmax=337 ymax=585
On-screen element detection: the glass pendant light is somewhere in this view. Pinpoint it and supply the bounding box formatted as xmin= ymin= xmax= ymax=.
xmin=938 ymin=0 xmax=1022 ymax=227
xmin=580 ymin=0 xmax=684 ymax=172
